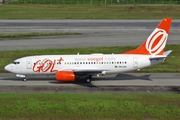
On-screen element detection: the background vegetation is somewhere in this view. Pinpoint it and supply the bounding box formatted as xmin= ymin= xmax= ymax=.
xmin=0 ymin=94 xmax=180 ymax=120
xmin=1 ymin=5 xmax=180 ymax=19
xmin=0 ymin=32 xmax=79 ymax=38
xmin=7 ymin=0 xmax=180 ymax=5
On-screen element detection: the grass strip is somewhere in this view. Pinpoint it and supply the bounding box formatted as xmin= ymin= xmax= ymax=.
xmin=0 ymin=32 xmax=80 ymax=38
xmin=0 ymin=5 xmax=180 ymax=19
xmin=8 ymin=0 xmax=180 ymax=5
xmin=0 ymin=44 xmax=180 ymax=73
xmin=0 ymin=94 xmax=180 ymax=120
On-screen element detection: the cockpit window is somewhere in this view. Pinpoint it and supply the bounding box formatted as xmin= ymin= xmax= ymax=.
xmin=12 ymin=62 xmax=20 ymax=65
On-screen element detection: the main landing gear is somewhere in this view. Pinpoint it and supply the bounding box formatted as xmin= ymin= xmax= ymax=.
xmin=85 ymin=75 xmax=92 ymax=83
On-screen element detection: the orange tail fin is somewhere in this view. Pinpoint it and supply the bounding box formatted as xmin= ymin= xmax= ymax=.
xmin=123 ymin=18 xmax=172 ymax=55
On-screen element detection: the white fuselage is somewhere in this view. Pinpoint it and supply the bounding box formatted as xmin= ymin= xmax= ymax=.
xmin=4 ymin=53 xmax=165 ymax=75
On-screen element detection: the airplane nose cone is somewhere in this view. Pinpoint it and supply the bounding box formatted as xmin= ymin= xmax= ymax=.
xmin=4 ymin=64 xmax=11 ymax=72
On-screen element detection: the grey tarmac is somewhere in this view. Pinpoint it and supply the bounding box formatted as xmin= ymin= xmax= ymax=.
xmin=0 ymin=73 xmax=180 ymax=94
xmin=0 ymin=20 xmax=180 ymax=51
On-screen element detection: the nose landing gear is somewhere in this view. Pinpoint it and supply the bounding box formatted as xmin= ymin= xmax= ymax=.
xmin=16 ymin=74 xmax=27 ymax=82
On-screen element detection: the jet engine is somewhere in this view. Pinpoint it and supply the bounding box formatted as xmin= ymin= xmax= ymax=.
xmin=56 ymin=71 xmax=75 ymax=82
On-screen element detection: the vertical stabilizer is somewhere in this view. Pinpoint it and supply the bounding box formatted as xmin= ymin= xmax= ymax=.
xmin=123 ymin=18 xmax=172 ymax=55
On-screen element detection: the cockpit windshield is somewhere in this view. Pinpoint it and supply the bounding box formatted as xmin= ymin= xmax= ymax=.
xmin=12 ymin=62 xmax=20 ymax=65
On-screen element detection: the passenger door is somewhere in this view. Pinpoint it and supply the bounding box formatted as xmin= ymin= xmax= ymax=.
xmin=26 ymin=58 xmax=32 ymax=69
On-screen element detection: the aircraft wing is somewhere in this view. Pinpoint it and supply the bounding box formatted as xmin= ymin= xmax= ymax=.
xmin=60 ymin=68 xmax=108 ymax=75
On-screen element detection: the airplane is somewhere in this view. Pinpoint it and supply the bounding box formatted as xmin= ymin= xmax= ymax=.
xmin=4 ymin=18 xmax=172 ymax=83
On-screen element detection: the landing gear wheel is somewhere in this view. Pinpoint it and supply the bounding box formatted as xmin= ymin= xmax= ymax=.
xmin=85 ymin=76 xmax=92 ymax=83
xmin=23 ymin=78 xmax=27 ymax=82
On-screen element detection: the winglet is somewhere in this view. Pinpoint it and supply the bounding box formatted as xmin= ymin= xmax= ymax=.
xmin=123 ymin=18 xmax=172 ymax=55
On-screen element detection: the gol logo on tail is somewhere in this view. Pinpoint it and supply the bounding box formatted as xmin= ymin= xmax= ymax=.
xmin=146 ymin=28 xmax=168 ymax=55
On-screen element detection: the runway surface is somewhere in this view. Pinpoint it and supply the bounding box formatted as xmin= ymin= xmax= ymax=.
xmin=0 ymin=73 xmax=180 ymax=94
xmin=0 ymin=20 xmax=180 ymax=93
xmin=0 ymin=73 xmax=180 ymax=86
xmin=0 ymin=20 xmax=180 ymax=51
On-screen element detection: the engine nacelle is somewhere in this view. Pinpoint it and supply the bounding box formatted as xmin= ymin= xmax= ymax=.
xmin=56 ymin=71 xmax=75 ymax=82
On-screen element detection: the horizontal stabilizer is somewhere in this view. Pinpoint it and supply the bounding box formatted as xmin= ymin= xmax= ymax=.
xmin=149 ymin=50 xmax=172 ymax=60
xmin=163 ymin=50 xmax=172 ymax=56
